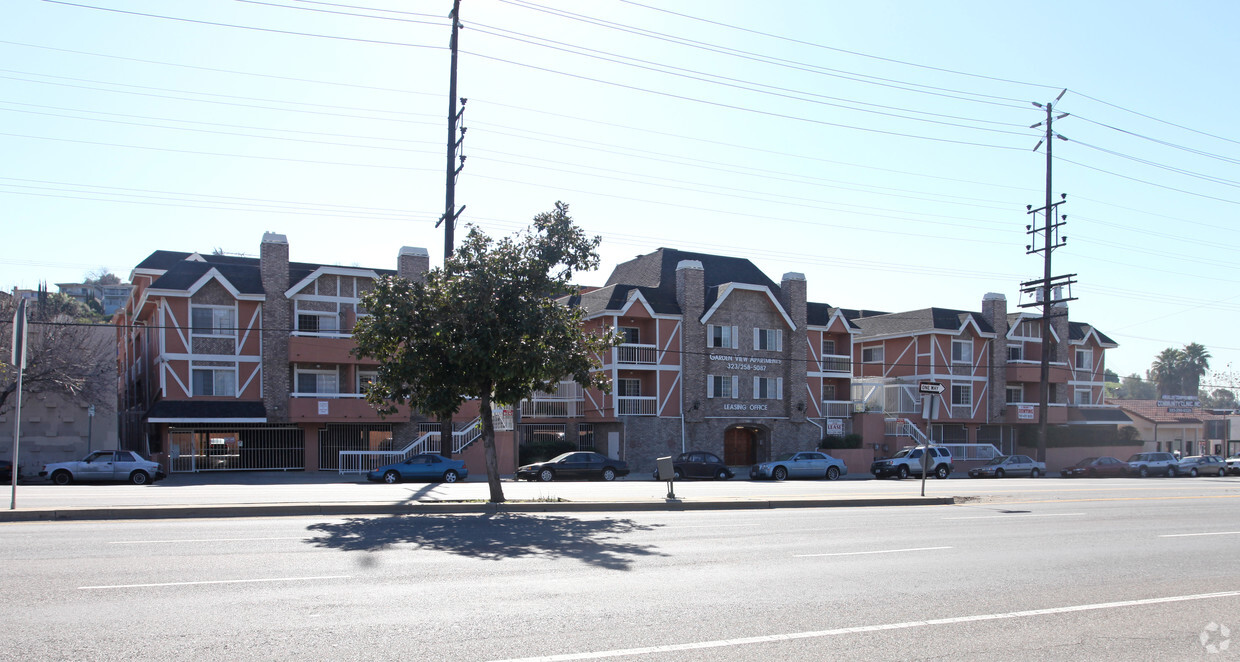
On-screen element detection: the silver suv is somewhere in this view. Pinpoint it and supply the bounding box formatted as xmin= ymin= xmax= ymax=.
xmin=871 ymin=446 xmax=953 ymax=479
xmin=1126 ymin=452 xmax=1179 ymax=477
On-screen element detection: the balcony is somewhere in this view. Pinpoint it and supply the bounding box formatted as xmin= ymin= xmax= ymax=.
xmin=616 ymin=343 xmax=658 ymax=365
xmin=822 ymin=400 xmax=855 ymax=417
xmin=1006 ymin=360 xmax=1070 ymax=384
xmin=519 ymin=399 xmax=583 ymax=418
xmin=820 ymin=354 xmax=852 ymax=374
xmin=618 ymin=396 xmax=656 ymax=416
xmin=288 ymin=335 xmax=361 ymax=364
xmin=289 ymin=393 xmax=400 ymax=422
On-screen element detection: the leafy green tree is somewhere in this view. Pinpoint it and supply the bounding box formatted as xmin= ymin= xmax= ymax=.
xmin=1149 ymin=348 xmax=1185 ymax=396
xmin=1179 ymin=342 xmax=1211 ymax=396
xmin=353 ymin=203 xmax=620 ymax=502
xmin=1116 ymin=373 xmax=1156 ymax=400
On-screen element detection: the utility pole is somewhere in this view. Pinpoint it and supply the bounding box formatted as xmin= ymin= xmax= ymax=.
xmin=1020 ymin=89 xmax=1077 ymax=464
xmin=437 ymin=0 xmax=467 ymax=263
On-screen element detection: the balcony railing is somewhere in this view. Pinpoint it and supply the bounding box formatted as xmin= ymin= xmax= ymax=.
xmin=820 ymin=354 xmax=851 ymax=373
xmin=822 ymin=400 xmax=854 ymax=417
xmin=519 ymin=399 xmax=583 ymax=418
xmin=618 ymin=396 xmax=656 ymax=416
xmin=616 ymin=343 xmax=658 ymax=365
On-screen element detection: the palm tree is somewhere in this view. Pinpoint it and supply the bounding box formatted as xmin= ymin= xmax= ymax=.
xmin=1149 ymin=347 xmax=1185 ymax=396
xmin=1180 ymin=342 xmax=1211 ymax=397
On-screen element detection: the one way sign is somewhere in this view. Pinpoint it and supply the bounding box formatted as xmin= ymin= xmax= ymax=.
xmin=919 ymin=381 xmax=945 ymax=394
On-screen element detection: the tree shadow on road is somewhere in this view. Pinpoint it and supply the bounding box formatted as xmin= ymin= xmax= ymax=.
xmin=305 ymin=514 xmax=666 ymax=570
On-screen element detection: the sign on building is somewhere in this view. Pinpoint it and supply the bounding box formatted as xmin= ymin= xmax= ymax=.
xmin=1018 ymin=404 xmax=1035 ymax=420
xmin=826 ymin=419 xmax=845 ymax=436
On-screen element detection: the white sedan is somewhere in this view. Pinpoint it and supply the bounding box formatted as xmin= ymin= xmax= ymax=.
xmin=39 ymin=450 xmax=165 ymax=485
xmin=968 ymin=454 xmax=1046 ymax=478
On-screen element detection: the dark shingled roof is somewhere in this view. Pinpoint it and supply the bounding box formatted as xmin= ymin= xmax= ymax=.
xmin=851 ymin=307 xmax=995 ymax=338
xmin=136 ymin=250 xmax=394 ymax=297
xmin=146 ymin=400 xmax=267 ymax=421
xmin=1069 ymin=321 xmax=1118 ymax=346
xmin=806 ymin=302 xmax=861 ymax=330
xmin=588 ymin=248 xmax=783 ymax=316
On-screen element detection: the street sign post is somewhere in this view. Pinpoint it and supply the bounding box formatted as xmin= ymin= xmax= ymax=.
xmin=919 ymin=381 xmax=945 ymax=394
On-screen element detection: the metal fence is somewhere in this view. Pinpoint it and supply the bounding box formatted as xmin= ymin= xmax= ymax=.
xmin=167 ymin=426 xmax=304 ymax=472
xmin=317 ymin=424 xmax=393 ymax=471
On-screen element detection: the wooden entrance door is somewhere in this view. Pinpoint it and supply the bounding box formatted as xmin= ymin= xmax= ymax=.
xmin=723 ymin=427 xmax=756 ymax=466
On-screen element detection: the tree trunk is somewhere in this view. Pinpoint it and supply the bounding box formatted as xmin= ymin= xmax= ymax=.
xmin=438 ymin=414 xmax=453 ymax=459
xmin=478 ymin=392 xmax=506 ymax=503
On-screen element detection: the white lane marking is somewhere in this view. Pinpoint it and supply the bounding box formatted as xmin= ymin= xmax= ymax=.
xmin=109 ymin=537 xmax=309 ymax=544
xmin=794 ymin=546 xmax=951 ymax=558
xmin=79 ymin=575 xmax=351 ymax=590
xmin=942 ymin=512 xmax=1085 ymax=520
xmin=664 ymin=524 xmax=748 ymax=529
xmin=1158 ymin=531 xmax=1240 ymax=538
xmin=487 ymin=590 xmax=1240 ymax=662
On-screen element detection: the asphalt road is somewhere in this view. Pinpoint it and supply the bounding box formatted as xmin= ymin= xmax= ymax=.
xmin=2 ymin=483 xmax=1239 ymax=661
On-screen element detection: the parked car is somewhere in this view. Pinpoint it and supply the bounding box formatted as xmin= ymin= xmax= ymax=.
xmin=1228 ymin=454 xmax=1240 ymax=476
xmin=871 ymin=446 xmax=953 ymax=479
xmin=1059 ymin=456 xmax=1128 ymax=478
xmin=1126 ymin=452 xmax=1180 ymax=477
xmin=653 ymin=451 xmax=733 ymax=480
xmin=1176 ymin=455 xmax=1227 ymax=477
xmin=367 ymin=453 xmax=468 ymax=484
xmin=750 ymin=451 xmax=847 ymax=481
xmin=516 ymin=452 xmax=630 ymax=482
xmin=39 ymin=450 xmax=165 ymax=485
xmin=968 ymin=455 xmax=1045 ymax=478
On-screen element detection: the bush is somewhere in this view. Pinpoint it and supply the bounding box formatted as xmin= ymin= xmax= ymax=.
xmin=518 ymin=439 xmax=576 ymax=465
xmin=819 ymin=433 xmax=863 ymax=450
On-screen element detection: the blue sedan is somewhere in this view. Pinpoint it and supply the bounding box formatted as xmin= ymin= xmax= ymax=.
xmin=367 ymin=454 xmax=468 ymax=484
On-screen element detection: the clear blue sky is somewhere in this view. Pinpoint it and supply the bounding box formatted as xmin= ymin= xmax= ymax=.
xmin=2 ymin=0 xmax=1238 ymax=386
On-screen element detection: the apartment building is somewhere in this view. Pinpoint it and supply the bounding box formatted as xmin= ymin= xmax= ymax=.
xmin=848 ymin=293 xmax=1128 ymax=452
xmin=116 ymin=233 xmax=504 ymax=474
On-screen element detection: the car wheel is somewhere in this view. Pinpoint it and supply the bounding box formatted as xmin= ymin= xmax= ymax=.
xmin=1031 ymin=468 xmax=1041 ymax=478
xmin=673 ymin=468 xmax=683 ymax=480
xmin=826 ymin=466 xmax=840 ymax=481
xmin=1087 ymin=469 xmax=1098 ymax=478
xmin=601 ymin=467 xmax=617 ymax=481
xmin=716 ymin=468 xmax=730 ymax=480
xmin=538 ymin=468 xmax=554 ymax=482
xmin=1219 ymin=468 xmax=1227 ymax=477
xmin=129 ymin=471 xmax=150 ymax=485
xmin=935 ymin=464 xmax=950 ymax=479
xmin=442 ymin=470 xmax=459 ymax=483
xmin=773 ymin=466 xmax=788 ymax=481
xmin=383 ymin=470 xmax=400 ymax=484
xmin=995 ymin=468 xmax=1005 ymax=479
xmin=1166 ymin=466 xmax=1177 ymax=477
xmin=1139 ymin=466 xmax=1150 ymax=477
xmin=897 ymin=465 xmax=909 ymax=480
xmin=51 ymin=470 xmax=72 ymax=486
xmin=1189 ymin=468 xmax=1198 ymax=477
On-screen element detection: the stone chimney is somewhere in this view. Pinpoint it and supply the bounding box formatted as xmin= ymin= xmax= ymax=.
xmin=260 ymin=232 xmax=291 ymax=422
xmin=981 ymin=293 xmax=1008 ymax=420
xmin=398 ymin=246 xmax=430 ymax=284
xmin=675 ymin=260 xmax=706 ymax=424
xmin=780 ymin=273 xmax=808 ymax=423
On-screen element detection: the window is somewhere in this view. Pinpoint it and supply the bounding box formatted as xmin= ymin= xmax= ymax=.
xmin=754 ymin=328 xmax=783 ymax=351
xmin=358 ymin=370 xmax=378 ymax=392
xmin=192 ymin=368 xmax=236 ymax=396
xmin=707 ymin=375 xmax=738 ymax=398
xmin=1076 ymin=348 xmax=1093 ymax=372
xmin=618 ymin=326 xmax=640 ymax=344
xmin=296 ymin=369 xmax=338 ymax=394
xmin=708 ymin=325 xmax=738 ymax=349
xmin=1005 ymin=385 xmax=1023 ymax=403
xmin=298 ymin=313 xmax=338 ymax=334
xmin=1074 ymin=389 xmax=1092 ymax=405
xmin=191 ymin=306 xmax=235 ymax=337
xmin=862 ymin=346 xmax=884 ymax=364
xmin=753 ymin=377 xmax=783 ymax=399
xmin=823 ymin=383 xmax=837 ymax=400
xmin=952 ymin=339 xmax=973 ymax=364
xmin=951 ymin=383 xmax=972 ymax=406
xmin=1008 ymin=344 xmax=1023 ymax=361
xmin=822 ymin=338 xmax=836 ymax=355
xmin=617 ymin=378 xmax=642 ymax=397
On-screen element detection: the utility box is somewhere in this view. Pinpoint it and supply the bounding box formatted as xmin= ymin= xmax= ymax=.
xmin=656 ymin=456 xmax=675 ymax=482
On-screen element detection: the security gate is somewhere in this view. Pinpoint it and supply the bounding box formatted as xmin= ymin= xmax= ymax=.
xmin=317 ymin=423 xmax=393 ymax=471
xmin=168 ymin=426 xmax=304 ymax=472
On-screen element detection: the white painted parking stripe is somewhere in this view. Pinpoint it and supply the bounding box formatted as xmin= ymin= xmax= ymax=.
xmin=942 ymin=512 xmax=1085 ymax=520
xmin=1158 ymin=531 xmax=1240 ymax=538
xmin=109 ymin=536 xmax=309 ymax=544
xmin=794 ymin=546 xmax=951 ymax=558
xmin=79 ymin=575 xmax=351 ymax=590
xmin=486 ymin=590 xmax=1240 ymax=662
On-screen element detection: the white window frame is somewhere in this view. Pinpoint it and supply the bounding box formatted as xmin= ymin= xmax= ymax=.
xmin=1076 ymin=348 xmax=1093 ymax=372
xmin=952 ymin=339 xmax=973 ymax=365
xmin=1008 ymin=344 xmax=1023 ymax=361
xmin=1074 ymin=388 xmax=1093 ymax=405
xmin=753 ymin=328 xmax=783 ymax=352
xmin=951 ymin=383 xmax=972 ymax=406
xmin=862 ymin=346 xmax=884 ymax=364
xmin=191 ymin=366 xmax=237 ymax=397
xmin=294 ymin=367 xmax=340 ymax=395
xmin=753 ymin=376 xmax=783 ymax=399
xmin=618 ymin=326 xmax=640 ymax=344
xmin=297 ymin=311 xmax=339 ymax=334
xmin=823 ymin=383 xmax=837 ymax=400
xmin=822 ymin=338 xmax=836 ymax=356
xmin=707 ymin=375 xmax=739 ymax=398
xmin=190 ymin=305 xmax=236 ymax=338
xmin=357 ymin=369 xmax=378 ymax=392
xmin=1005 ymin=385 xmax=1024 ymax=403
xmin=708 ymin=325 xmax=739 ymax=349
xmin=617 ymin=378 xmax=642 ymax=397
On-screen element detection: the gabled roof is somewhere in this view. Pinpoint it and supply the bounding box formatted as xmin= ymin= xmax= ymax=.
xmin=1069 ymin=321 xmax=1118 ymax=347
xmin=1116 ymin=399 xmax=1224 ymax=425
xmin=148 ymin=261 xmax=265 ymax=296
xmin=806 ymin=302 xmax=861 ymax=331
xmin=133 ymin=250 xmax=392 ymax=299
xmin=602 ymin=248 xmax=782 ymax=313
xmin=851 ymin=307 xmax=995 ymax=338
xmin=570 ymin=284 xmax=679 ymax=316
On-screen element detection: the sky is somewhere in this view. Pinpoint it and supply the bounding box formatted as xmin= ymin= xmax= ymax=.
xmin=2 ymin=0 xmax=1238 ymax=385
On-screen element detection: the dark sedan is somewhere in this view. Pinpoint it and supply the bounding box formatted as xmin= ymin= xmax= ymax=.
xmin=517 ymin=452 xmax=630 ymax=482
xmin=1059 ymin=456 xmax=1128 ymax=478
xmin=653 ymin=451 xmax=733 ymax=480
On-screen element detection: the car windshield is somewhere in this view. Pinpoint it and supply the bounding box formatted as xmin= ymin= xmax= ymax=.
xmin=893 ymin=449 xmax=912 ymax=459
xmin=547 ymin=453 xmax=575 ymax=463
xmin=777 ymin=453 xmax=802 ymax=462
xmin=1076 ymin=457 xmax=1099 ymax=467
xmin=985 ymin=456 xmax=1009 ymax=466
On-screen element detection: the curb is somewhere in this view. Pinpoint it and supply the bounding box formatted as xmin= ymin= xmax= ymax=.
xmin=0 ymin=496 xmax=958 ymax=522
